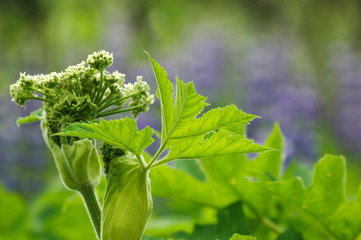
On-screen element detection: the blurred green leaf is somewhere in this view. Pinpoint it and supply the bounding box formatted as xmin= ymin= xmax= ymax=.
xmin=229 ymin=234 xmax=256 ymax=240
xmin=173 ymin=201 xmax=249 ymax=240
xmin=59 ymin=117 xmax=154 ymax=156
xmin=173 ymin=159 xmax=206 ymax=182
xmin=16 ymin=107 xmax=43 ymax=126
xmin=303 ymin=155 xmax=346 ymax=218
xmin=0 ymin=183 xmax=28 ymax=239
xmin=28 ymin=178 xmax=97 ymax=240
xmin=276 ymin=228 xmax=303 ymax=240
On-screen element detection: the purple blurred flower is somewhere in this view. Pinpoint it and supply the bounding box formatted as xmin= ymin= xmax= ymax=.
xmin=244 ymin=37 xmax=319 ymax=162
xmin=331 ymin=45 xmax=361 ymax=152
xmin=0 ymin=97 xmax=49 ymax=196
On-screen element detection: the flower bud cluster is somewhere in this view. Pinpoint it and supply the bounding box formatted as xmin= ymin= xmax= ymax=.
xmin=123 ymin=76 xmax=155 ymax=117
xmin=87 ymin=50 xmax=113 ymax=70
xmin=10 ymin=73 xmax=37 ymax=106
xmin=10 ymin=50 xmax=154 ymax=144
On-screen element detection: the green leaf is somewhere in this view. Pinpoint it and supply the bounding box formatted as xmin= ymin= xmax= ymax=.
xmin=147 ymin=54 xmax=258 ymax=144
xmin=146 ymin=52 xmax=176 ymax=141
xmin=169 ymin=104 xmax=258 ymax=142
xmin=229 ymin=234 xmax=256 ymax=240
xmin=326 ymin=185 xmax=361 ymax=239
xmin=303 ymin=154 xmax=346 ymax=218
xmin=173 ymin=201 xmax=250 ymax=240
xmin=29 ymin=179 xmax=97 ymax=240
xmin=16 ymin=107 xmax=43 ymax=126
xmin=276 ymin=228 xmax=303 ymax=240
xmin=151 ymin=126 xmax=285 ymax=225
xmin=155 ymin=130 xmax=271 ymax=166
xmin=58 ymin=117 xmax=154 ymax=156
xmin=150 ymin=164 xmax=238 ymax=208
xmin=0 ymin=183 xmax=27 ymax=236
xmin=173 ymin=159 xmax=206 ymax=182
xmin=251 ymin=123 xmax=284 ymax=180
xmin=147 ymin=53 xmax=266 ymax=168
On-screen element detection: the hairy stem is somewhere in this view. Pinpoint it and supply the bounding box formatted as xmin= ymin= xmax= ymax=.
xmin=79 ymin=184 xmax=101 ymax=239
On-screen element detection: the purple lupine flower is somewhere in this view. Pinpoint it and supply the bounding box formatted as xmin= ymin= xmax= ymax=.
xmin=0 ymin=97 xmax=49 ymax=194
xmin=176 ymin=31 xmax=226 ymax=100
xmin=331 ymin=45 xmax=361 ymax=152
xmin=244 ymin=37 xmax=319 ymax=162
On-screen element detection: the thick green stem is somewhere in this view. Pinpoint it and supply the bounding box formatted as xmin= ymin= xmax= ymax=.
xmin=79 ymin=184 xmax=101 ymax=239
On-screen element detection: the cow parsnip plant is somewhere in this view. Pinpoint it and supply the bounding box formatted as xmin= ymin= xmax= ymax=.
xmin=11 ymin=51 xmax=269 ymax=240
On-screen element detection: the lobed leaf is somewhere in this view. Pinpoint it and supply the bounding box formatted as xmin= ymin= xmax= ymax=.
xmin=58 ymin=117 xmax=154 ymax=156
xmin=147 ymin=54 xmax=258 ymax=145
xmin=155 ymin=130 xmax=271 ymax=166
xmin=146 ymin=52 xmax=175 ymax=141
xmin=147 ymin=53 xmax=265 ymax=167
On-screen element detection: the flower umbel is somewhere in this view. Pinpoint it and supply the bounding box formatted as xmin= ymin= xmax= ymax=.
xmin=10 ymin=50 xmax=154 ymax=144
xmin=87 ymin=50 xmax=113 ymax=71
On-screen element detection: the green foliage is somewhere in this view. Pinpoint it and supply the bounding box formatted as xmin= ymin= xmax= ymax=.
xmin=276 ymin=228 xmax=302 ymax=240
xmin=150 ymin=123 xmax=361 ymax=240
xmin=59 ymin=117 xmax=154 ymax=157
xmin=161 ymin=129 xmax=268 ymax=163
xmin=0 ymin=184 xmax=27 ymax=239
xmin=174 ymin=201 xmax=250 ymax=240
xmin=16 ymin=107 xmax=44 ymax=126
xmin=229 ymin=234 xmax=256 ymax=240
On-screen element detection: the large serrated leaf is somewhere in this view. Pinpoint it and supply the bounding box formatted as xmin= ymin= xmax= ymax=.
xmin=58 ymin=117 xmax=154 ymax=156
xmin=146 ymin=52 xmax=175 ymax=141
xmin=147 ymin=53 xmax=265 ymax=168
xmin=155 ymin=130 xmax=271 ymax=166
xmin=170 ymin=105 xmax=258 ymax=142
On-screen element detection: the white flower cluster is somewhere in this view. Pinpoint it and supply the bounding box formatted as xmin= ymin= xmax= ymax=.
xmin=10 ymin=50 xmax=154 ymax=135
xmin=125 ymin=76 xmax=155 ymax=117
xmin=87 ymin=50 xmax=113 ymax=70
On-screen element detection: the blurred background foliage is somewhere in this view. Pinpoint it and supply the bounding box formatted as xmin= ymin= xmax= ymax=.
xmin=1 ymin=0 xmax=361 ymax=239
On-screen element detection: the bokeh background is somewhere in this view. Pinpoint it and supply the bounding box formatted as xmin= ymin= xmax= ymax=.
xmin=1 ymin=0 xmax=361 ymax=238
